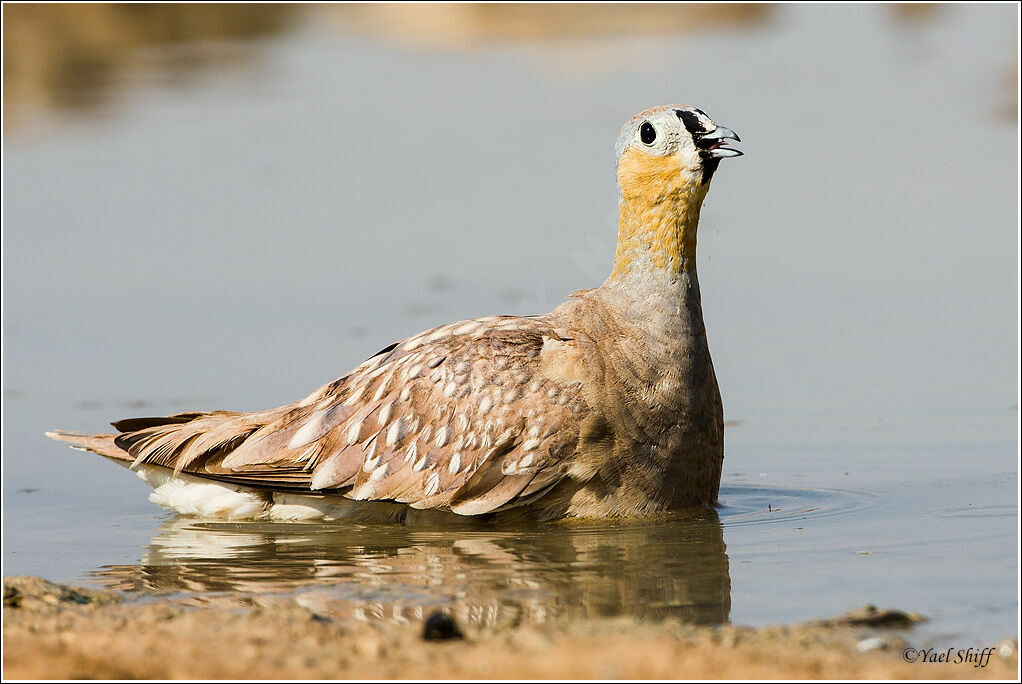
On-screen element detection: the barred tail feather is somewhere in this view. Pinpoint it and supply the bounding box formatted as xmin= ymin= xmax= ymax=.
xmin=45 ymin=431 xmax=129 ymax=463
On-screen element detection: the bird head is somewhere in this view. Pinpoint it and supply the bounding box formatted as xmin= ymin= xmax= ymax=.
xmin=607 ymin=106 xmax=742 ymax=281
xmin=614 ymin=105 xmax=741 ymax=203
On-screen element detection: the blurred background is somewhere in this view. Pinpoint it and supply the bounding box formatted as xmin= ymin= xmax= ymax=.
xmin=3 ymin=2 xmax=1018 ymax=646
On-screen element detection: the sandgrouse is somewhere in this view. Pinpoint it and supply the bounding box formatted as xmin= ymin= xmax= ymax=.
xmin=48 ymin=105 xmax=742 ymax=522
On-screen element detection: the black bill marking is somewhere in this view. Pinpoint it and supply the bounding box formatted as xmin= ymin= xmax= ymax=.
xmin=675 ymin=109 xmax=709 ymax=136
xmin=676 ymin=108 xmax=719 ymax=184
xmin=700 ymin=158 xmax=721 ymax=184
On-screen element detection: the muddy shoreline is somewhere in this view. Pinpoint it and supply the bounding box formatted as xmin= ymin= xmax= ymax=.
xmin=3 ymin=576 xmax=1015 ymax=679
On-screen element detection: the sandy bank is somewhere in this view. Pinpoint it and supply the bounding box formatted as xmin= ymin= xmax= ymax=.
xmin=3 ymin=576 xmax=1016 ymax=679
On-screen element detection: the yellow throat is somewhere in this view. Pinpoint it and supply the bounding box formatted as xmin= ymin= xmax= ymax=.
xmin=608 ymin=146 xmax=710 ymax=281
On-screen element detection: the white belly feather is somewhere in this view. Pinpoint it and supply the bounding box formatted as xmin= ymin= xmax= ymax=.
xmin=134 ymin=465 xmax=404 ymax=522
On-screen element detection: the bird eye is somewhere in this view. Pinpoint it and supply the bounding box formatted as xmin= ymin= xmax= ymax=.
xmin=639 ymin=121 xmax=657 ymax=145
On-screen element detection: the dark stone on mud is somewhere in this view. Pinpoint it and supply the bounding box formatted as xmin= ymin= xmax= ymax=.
xmin=422 ymin=610 xmax=464 ymax=641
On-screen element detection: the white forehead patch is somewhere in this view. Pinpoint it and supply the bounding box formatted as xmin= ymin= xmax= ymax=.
xmin=693 ymin=110 xmax=716 ymax=132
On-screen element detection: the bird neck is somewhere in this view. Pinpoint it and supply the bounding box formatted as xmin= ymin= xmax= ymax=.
xmin=597 ymin=181 xmax=712 ymax=345
xmin=606 ymin=181 xmax=708 ymax=283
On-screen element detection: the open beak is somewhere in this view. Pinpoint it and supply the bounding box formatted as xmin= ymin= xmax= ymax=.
xmin=697 ymin=126 xmax=742 ymax=159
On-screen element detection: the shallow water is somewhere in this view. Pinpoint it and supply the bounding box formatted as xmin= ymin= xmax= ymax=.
xmin=3 ymin=4 xmax=1017 ymax=648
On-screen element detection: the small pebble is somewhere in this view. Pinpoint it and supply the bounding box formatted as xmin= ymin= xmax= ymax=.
xmin=856 ymin=637 xmax=886 ymax=652
xmin=422 ymin=610 xmax=463 ymax=641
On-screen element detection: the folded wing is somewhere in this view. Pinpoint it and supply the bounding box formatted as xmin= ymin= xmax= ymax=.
xmin=81 ymin=315 xmax=587 ymax=516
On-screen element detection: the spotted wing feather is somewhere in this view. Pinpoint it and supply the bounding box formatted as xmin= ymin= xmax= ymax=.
xmin=112 ymin=315 xmax=586 ymax=515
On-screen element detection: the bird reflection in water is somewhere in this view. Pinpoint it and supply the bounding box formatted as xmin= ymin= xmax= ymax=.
xmin=90 ymin=510 xmax=730 ymax=629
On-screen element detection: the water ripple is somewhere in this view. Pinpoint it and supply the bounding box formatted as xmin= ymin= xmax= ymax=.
xmin=717 ymin=485 xmax=884 ymax=527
